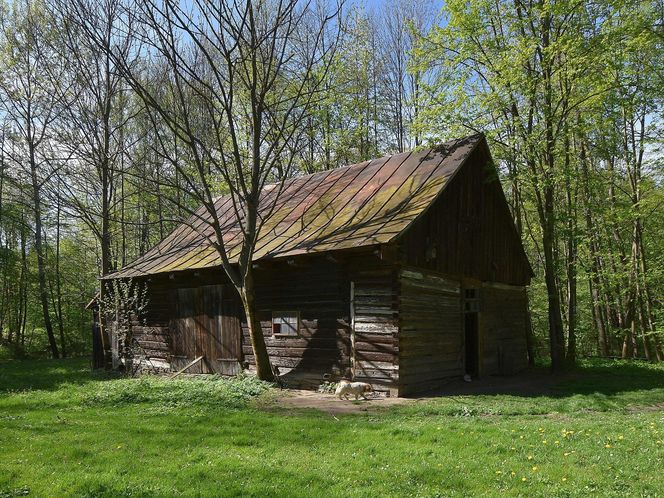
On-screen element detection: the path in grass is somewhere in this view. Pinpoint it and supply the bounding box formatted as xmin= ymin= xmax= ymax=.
xmin=1 ymin=358 xmax=663 ymax=497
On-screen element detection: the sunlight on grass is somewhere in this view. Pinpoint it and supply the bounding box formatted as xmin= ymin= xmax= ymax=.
xmin=1 ymin=358 xmax=663 ymax=497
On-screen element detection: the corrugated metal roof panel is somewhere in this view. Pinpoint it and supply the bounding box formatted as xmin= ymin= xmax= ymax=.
xmin=106 ymin=134 xmax=482 ymax=279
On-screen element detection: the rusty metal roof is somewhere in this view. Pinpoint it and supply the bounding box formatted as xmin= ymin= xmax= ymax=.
xmin=106 ymin=134 xmax=483 ymax=279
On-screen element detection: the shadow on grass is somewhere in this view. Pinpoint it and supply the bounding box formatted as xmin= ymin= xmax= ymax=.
xmin=417 ymin=358 xmax=664 ymax=400
xmin=0 ymin=357 xmax=119 ymax=393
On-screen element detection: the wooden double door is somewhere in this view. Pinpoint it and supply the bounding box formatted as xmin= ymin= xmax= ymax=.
xmin=169 ymin=284 xmax=242 ymax=375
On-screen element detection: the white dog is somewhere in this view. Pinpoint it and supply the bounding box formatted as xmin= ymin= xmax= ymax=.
xmin=335 ymin=380 xmax=373 ymax=400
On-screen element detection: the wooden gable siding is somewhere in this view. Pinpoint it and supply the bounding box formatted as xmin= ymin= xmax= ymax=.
xmin=398 ymin=144 xmax=531 ymax=286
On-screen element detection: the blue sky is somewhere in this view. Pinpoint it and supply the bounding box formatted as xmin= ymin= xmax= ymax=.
xmin=349 ymin=0 xmax=445 ymax=10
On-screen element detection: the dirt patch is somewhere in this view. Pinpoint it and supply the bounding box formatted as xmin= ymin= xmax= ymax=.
xmin=626 ymin=402 xmax=664 ymax=413
xmin=273 ymin=389 xmax=415 ymax=415
xmin=268 ymin=371 xmax=563 ymax=415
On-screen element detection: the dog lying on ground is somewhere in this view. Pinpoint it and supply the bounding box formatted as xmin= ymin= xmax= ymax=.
xmin=335 ymin=380 xmax=373 ymax=400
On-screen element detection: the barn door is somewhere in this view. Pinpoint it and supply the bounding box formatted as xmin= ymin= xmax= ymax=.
xmin=170 ymin=285 xmax=242 ymax=375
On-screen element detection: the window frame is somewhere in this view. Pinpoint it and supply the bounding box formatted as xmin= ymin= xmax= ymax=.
xmin=271 ymin=311 xmax=300 ymax=337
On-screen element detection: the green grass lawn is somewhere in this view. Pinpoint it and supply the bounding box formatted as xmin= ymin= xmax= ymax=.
xmin=1 ymin=359 xmax=663 ymax=497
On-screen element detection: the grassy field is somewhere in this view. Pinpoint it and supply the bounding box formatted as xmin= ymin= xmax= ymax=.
xmin=1 ymin=359 xmax=663 ymax=497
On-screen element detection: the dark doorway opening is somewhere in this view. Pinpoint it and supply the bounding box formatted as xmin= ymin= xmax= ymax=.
xmin=464 ymin=312 xmax=479 ymax=378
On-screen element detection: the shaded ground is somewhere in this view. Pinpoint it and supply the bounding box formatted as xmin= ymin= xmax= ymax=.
xmin=274 ymin=370 xmax=558 ymax=414
xmin=274 ymin=364 xmax=664 ymax=415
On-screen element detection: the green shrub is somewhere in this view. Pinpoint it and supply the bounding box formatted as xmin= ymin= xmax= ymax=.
xmin=82 ymin=374 xmax=272 ymax=410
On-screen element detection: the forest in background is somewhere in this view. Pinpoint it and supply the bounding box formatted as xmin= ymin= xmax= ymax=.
xmin=0 ymin=0 xmax=661 ymax=369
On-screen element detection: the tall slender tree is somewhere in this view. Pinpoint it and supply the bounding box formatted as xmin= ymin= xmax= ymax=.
xmin=0 ymin=0 xmax=71 ymax=357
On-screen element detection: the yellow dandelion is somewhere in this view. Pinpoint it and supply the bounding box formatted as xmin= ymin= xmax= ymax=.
xmin=527 ymin=455 xmax=533 ymax=460
xmin=542 ymin=440 xmax=548 ymax=444
xmin=562 ymin=477 xmax=567 ymax=482
xmin=618 ymin=435 xmax=624 ymax=440
xmin=554 ymin=440 xmax=560 ymax=444
xmin=564 ymin=452 xmax=571 ymax=457
xmin=496 ymin=470 xmax=502 ymax=475
xmin=605 ymin=444 xmax=612 ymax=448
xmin=532 ymin=466 xmax=538 ymax=471
xmin=511 ymin=471 xmax=516 ymax=476
xmin=521 ymin=477 xmax=527 ymax=482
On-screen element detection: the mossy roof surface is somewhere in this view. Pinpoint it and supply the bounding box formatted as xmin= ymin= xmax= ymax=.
xmin=106 ymin=134 xmax=482 ymax=279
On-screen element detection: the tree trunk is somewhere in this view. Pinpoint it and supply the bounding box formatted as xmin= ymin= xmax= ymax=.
xmin=543 ymin=219 xmax=565 ymax=371
xmin=564 ymin=132 xmax=577 ymax=366
xmin=26 ymin=108 xmax=59 ymax=359
xmin=524 ymin=289 xmax=536 ymax=366
xmin=31 ymin=162 xmax=59 ymax=359
xmin=55 ymin=191 xmax=66 ymax=357
xmin=239 ymin=268 xmax=274 ymax=382
xmin=580 ymin=143 xmax=610 ymax=356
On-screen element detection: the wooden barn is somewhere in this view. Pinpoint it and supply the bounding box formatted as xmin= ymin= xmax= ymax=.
xmin=101 ymin=134 xmax=533 ymax=396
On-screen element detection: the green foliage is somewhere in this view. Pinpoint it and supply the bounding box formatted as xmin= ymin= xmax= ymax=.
xmin=415 ymin=0 xmax=664 ymax=359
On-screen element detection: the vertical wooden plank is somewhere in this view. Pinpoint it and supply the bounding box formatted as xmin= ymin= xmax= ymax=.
xmin=221 ymin=296 xmax=242 ymax=367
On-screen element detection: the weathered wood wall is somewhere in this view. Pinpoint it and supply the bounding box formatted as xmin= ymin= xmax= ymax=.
xmin=171 ymin=284 xmax=242 ymax=375
xmin=242 ymin=255 xmax=351 ymax=389
xmin=131 ymin=325 xmax=171 ymax=372
xmin=124 ymin=271 xmax=243 ymax=375
xmin=351 ymin=265 xmax=399 ymax=394
xmin=397 ymin=268 xmax=463 ymax=395
xmin=127 ymin=252 xmax=400 ymax=392
xmin=242 ymin=250 xmax=399 ymax=393
xmin=480 ymin=284 xmax=529 ymax=376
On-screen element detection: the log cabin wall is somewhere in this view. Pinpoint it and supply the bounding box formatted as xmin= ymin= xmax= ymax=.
xmin=124 ymin=250 xmax=401 ymax=392
xmin=397 ymin=268 xmax=463 ymax=396
xmin=126 ymin=270 xmax=242 ymax=375
xmin=243 ymin=249 xmax=399 ymax=393
xmin=242 ymin=255 xmax=351 ymax=389
xmin=349 ymin=259 xmax=400 ymax=394
xmin=395 ymin=142 xmax=532 ymax=393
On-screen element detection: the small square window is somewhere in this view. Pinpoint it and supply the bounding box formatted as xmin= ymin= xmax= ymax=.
xmin=272 ymin=311 xmax=299 ymax=336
